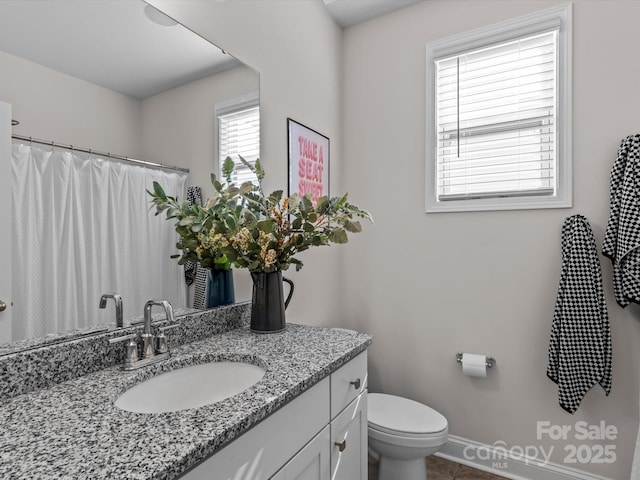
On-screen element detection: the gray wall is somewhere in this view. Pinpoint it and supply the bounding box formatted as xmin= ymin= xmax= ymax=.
xmin=2 ymin=50 xmax=141 ymax=157
xmin=341 ymin=1 xmax=640 ymax=478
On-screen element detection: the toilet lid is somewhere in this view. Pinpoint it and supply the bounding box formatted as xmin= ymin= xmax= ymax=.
xmin=368 ymin=393 xmax=447 ymax=435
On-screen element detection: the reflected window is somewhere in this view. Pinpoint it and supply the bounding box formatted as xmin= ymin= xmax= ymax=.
xmin=217 ymin=94 xmax=260 ymax=185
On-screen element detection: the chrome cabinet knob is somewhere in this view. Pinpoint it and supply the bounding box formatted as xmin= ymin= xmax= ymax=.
xmin=0 ymin=300 xmax=6 ymax=312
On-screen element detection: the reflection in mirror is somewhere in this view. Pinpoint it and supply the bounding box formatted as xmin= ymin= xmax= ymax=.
xmin=0 ymin=0 xmax=259 ymax=353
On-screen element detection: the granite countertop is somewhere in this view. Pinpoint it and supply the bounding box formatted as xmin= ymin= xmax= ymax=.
xmin=0 ymin=323 xmax=371 ymax=480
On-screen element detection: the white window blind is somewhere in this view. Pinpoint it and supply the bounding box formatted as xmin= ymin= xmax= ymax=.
xmin=426 ymin=4 xmax=572 ymax=213
xmin=436 ymin=30 xmax=557 ymax=200
xmin=218 ymin=104 xmax=260 ymax=185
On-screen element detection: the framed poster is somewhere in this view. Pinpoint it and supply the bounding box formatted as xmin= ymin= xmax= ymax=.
xmin=287 ymin=118 xmax=329 ymax=204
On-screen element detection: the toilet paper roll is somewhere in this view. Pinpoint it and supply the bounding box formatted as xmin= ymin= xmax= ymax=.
xmin=461 ymin=353 xmax=487 ymax=377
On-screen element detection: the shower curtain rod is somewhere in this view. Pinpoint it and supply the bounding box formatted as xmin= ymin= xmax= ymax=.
xmin=11 ymin=134 xmax=190 ymax=173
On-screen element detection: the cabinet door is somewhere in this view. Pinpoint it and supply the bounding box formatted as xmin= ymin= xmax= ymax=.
xmin=271 ymin=426 xmax=330 ymax=480
xmin=331 ymin=392 xmax=367 ymax=480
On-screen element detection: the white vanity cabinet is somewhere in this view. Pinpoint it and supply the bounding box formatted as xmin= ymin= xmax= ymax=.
xmin=180 ymin=351 xmax=368 ymax=480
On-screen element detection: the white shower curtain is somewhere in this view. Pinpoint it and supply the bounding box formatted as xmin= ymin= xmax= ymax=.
xmin=11 ymin=142 xmax=187 ymax=341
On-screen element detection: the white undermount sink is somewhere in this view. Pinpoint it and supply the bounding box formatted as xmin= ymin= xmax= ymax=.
xmin=115 ymin=361 xmax=266 ymax=414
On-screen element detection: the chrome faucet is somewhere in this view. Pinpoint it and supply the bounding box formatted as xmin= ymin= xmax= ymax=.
xmin=109 ymin=299 xmax=179 ymax=371
xmin=99 ymin=293 xmax=123 ymax=327
xmin=142 ymin=300 xmax=175 ymax=359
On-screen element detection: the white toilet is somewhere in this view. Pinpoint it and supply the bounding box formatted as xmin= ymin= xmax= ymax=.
xmin=368 ymin=393 xmax=448 ymax=480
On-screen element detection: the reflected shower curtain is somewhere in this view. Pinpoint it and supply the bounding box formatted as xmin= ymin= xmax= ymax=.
xmin=11 ymin=143 xmax=187 ymax=341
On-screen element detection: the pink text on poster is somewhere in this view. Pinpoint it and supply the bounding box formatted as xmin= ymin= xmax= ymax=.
xmin=297 ymin=135 xmax=325 ymax=204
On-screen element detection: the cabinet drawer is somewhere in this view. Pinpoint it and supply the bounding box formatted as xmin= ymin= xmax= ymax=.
xmin=330 ymin=351 xmax=367 ymax=418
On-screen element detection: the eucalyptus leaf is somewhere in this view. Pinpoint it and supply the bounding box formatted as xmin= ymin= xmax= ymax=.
xmin=269 ymin=190 xmax=283 ymax=204
xmin=226 ymin=186 xmax=240 ymax=197
xmin=176 ymin=227 xmax=190 ymax=237
xmin=248 ymin=260 xmax=261 ymax=270
xmin=225 ymin=215 xmax=237 ymax=230
xmin=255 ymin=159 xmax=265 ymax=181
xmin=183 ymin=238 xmax=199 ymax=250
xmin=301 ymin=195 xmax=313 ymax=211
xmin=243 ymin=209 xmax=257 ymax=223
xmin=328 ymin=228 xmax=349 ymax=244
xmin=343 ymin=219 xmax=362 ymax=233
xmin=240 ymin=181 xmax=255 ymax=195
xmin=152 ymin=181 xmax=166 ymax=199
xmin=315 ymin=196 xmax=329 ymax=214
xmin=258 ymin=220 xmax=275 ymax=233
xmin=222 ymin=156 xmax=235 ymax=180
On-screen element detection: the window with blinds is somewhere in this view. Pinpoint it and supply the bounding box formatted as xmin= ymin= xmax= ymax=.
xmin=426 ymin=5 xmax=572 ymax=212
xmin=218 ymin=101 xmax=260 ymax=186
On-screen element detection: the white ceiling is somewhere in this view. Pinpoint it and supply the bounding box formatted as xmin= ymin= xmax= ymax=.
xmin=0 ymin=0 xmax=238 ymax=99
xmin=0 ymin=0 xmax=420 ymax=100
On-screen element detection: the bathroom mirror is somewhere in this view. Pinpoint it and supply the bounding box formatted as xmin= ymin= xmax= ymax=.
xmin=0 ymin=0 xmax=259 ymax=353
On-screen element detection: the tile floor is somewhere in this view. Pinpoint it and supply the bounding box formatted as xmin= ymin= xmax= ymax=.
xmin=368 ymin=455 xmax=510 ymax=480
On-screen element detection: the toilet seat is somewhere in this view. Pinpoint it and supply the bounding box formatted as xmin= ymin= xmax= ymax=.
xmin=369 ymin=423 xmax=448 ymax=449
xmin=368 ymin=393 xmax=448 ymax=437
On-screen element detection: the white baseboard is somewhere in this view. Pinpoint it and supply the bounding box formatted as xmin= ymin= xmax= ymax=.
xmin=436 ymin=435 xmax=614 ymax=480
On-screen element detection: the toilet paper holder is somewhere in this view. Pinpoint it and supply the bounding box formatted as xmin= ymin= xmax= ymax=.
xmin=456 ymin=352 xmax=495 ymax=368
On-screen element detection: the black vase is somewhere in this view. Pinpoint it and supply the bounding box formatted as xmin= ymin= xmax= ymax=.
xmin=250 ymin=271 xmax=294 ymax=333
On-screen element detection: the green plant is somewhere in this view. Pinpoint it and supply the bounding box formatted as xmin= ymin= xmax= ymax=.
xmin=149 ymin=156 xmax=372 ymax=273
xmin=148 ymin=180 xmax=231 ymax=271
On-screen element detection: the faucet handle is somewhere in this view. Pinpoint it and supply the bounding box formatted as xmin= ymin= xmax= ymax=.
xmin=109 ymin=333 xmax=139 ymax=368
xmin=108 ymin=333 xmax=137 ymax=344
xmin=156 ymin=323 xmax=180 ymax=354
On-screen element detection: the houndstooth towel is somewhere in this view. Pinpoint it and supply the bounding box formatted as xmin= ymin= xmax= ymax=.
xmin=547 ymin=215 xmax=612 ymax=414
xmin=603 ymin=134 xmax=640 ymax=307
xmin=184 ymin=186 xmax=202 ymax=286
